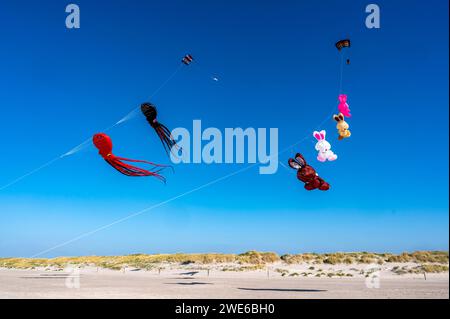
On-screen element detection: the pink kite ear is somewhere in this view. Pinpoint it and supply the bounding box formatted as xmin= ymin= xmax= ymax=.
xmin=320 ymin=130 xmax=326 ymax=139
xmin=313 ymin=131 xmax=322 ymax=141
xmin=339 ymin=94 xmax=347 ymax=103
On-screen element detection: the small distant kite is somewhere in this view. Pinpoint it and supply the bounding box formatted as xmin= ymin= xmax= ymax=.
xmin=93 ymin=133 xmax=169 ymax=182
xmin=288 ymin=153 xmax=330 ymax=191
xmin=336 ymin=39 xmax=351 ymax=64
xmin=335 ymin=39 xmax=351 ymax=51
xmin=338 ymin=94 xmax=351 ymax=117
xmin=212 ymin=76 xmax=219 ymax=82
xmin=182 ymin=54 xmax=193 ymax=65
xmin=141 ymin=102 xmax=180 ymax=156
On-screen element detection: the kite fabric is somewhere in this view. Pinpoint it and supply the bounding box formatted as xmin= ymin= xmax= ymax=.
xmin=93 ymin=133 xmax=169 ymax=182
xmin=335 ymin=39 xmax=351 ymax=51
xmin=313 ymin=130 xmax=337 ymax=162
xmin=141 ymin=102 xmax=180 ymax=156
xmin=338 ymin=94 xmax=351 ymax=117
xmin=288 ymin=153 xmax=330 ymax=191
xmin=333 ymin=113 xmax=351 ymax=140
xmin=182 ymin=54 xmax=193 ymax=65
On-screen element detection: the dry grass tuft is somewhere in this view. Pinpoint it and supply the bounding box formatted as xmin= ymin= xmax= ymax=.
xmin=1 ymin=251 xmax=447 ymax=271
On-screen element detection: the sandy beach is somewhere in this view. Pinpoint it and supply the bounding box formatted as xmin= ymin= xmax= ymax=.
xmin=0 ymin=266 xmax=448 ymax=299
xmin=1 ymin=252 xmax=448 ymax=299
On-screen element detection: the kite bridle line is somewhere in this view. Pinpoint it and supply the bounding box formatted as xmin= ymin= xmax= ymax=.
xmin=0 ymin=63 xmax=185 ymax=192
xmin=66 ymin=66 xmax=183 ymax=159
xmin=0 ymin=156 xmax=61 ymax=192
xmin=65 ymin=64 xmax=183 ymax=158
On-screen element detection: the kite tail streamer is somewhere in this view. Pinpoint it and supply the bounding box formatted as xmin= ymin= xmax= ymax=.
xmin=104 ymin=155 xmax=168 ymax=182
xmin=141 ymin=102 xmax=180 ymax=156
xmin=155 ymin=122 xmax=179 ymax=155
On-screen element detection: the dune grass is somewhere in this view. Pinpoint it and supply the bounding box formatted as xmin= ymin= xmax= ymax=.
xmin=0 ymin=251 xmax=278 ymax=270
xmin=280 ymin=251 xmax=448 ymax=265
xmin=0 ymin=251 xmax=448 ymax=271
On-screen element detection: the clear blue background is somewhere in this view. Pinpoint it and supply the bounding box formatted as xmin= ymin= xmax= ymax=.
xmin=0 ymin=0 xmax=448 ymax=257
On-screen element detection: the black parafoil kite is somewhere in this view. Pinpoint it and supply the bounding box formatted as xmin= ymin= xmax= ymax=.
xmin=336 ymin=39 xmax=351 ymax=65
xmin=335 ymin=39 xmax=351 ymax=51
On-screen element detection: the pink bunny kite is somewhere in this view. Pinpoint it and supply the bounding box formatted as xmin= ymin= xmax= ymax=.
xmin=338 ymin=94 xmax=351 ymax=118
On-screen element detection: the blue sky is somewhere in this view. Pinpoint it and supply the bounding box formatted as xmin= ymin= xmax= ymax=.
xmin=0 ymin=0 xmax=448 ymax=257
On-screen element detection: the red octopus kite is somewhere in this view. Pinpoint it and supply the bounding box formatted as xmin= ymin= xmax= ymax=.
xmin=93 ymin=133 xmax=169 ymax=182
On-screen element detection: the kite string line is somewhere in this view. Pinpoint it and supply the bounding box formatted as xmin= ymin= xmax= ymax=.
xmin=0 ymin=157 xmax=61 ymax=192
xmin=116 ymin=64 xmax=184 ymax=125
xmin=29 ymin=164 xmax=257 ymax=258
xmin=61 ymin=122 xmax=119 ymax=158
xmin=292 ymin=54 xmax=344 ymax=152
xmin=30 ymin=62 xmax=334 ymax=258
xmin=338 ymin=52 xmax=345 ymax=94
xmin=278 ymin=160 xmax=292 ymax=172
xmin=0 ymin=64 xmax=184 ymax=191
xmin=303 ymin=49 xmax=346 ymax=142
xmin=67 ymin=63 xmax=184 ymax=155
xmin=28 ymin=50 xmax=334 ymax=256
xmin=29 ymin=134 xmax=311 ymax=258
xmin=22 ymin=55 xmax=335 ymax=256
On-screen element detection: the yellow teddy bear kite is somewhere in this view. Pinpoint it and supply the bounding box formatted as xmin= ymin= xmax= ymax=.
xmin=333 ymin=113 xmax=351 ymax=140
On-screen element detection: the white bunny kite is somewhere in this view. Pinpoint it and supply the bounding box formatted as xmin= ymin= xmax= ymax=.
xmin=313 ymin=130 xmax=337 ymax=162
